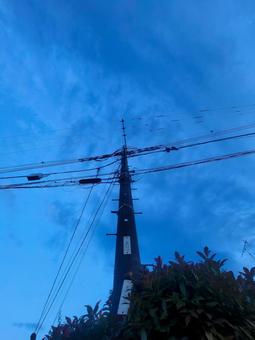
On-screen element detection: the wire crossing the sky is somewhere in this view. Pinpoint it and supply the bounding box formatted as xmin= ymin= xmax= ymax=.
xmin=51 ymin=175 xmax=116 ymax=327
xmin=3 ymin=116 xmax=255 ymax=339
xmin=0 ymin=124 xmax=255 ymax=191
xmin=132 ymin=148 xmax=255 ymax=176
xmin=35 ymin=171 xmax=118 ymax=336
xmin=34 ymin=177 xmax=97 ymax=335
xmin=1 ymin=120 xmax=255 ymax=178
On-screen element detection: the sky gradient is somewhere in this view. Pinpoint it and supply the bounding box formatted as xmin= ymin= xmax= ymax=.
xmin=1 ymin=1 xmax=255 ymax=339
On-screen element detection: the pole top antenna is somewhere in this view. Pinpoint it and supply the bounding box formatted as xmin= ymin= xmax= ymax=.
xmin=121 ymin=118 xmax=127 ymax=148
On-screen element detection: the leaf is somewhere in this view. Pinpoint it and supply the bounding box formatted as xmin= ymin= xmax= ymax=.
xmin=161 ymin=299 xmax=168 ymax=319
xmin=179 ymin=281 xmax=187 ymax=298
xmin=197 ymin=251 xmax=207 ymax=261
xmin=176 ymin=300 xmax=186 ymax=310
xmin=219 ymin=259 xmax=227 ymax=267
xmin=246 ymin=319 xmax=255 ymax=328
xmin=65 ymin=316 xmax=72 ymax=325
xmin=205 ymin=331 xmax=214 ymax=340
xmin=175 ymin=251 xmax=185 ymax=264
xmin=243 ymin=267 xmax=250 ymax=274
xmin=185 ymin=315 xmax=191 ymax=327
xmin=85 ymin=304 xmax=94 ymax=319
xmin=154 ymin=256 xmax=163 ymax=269
xmin=93 ymin=300 xmax=101 ymax=315
xmin=140 ymin=329 xmax=148 ymax=340
xmin=210 ymin=253 xmax=216 ymax=260
xmin=204 ymin=246 xmax=210 ymax=257
xmin=239 ymin=326 xmax=254 ymax=340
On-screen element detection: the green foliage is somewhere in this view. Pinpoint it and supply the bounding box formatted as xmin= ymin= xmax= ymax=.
xmin=44 ymin=300 xmax=126 ymax=340
xmin=125 ymin=247 xmax=255 ymax=339
xmin=45 ymin=247 xmax=255 ymax=340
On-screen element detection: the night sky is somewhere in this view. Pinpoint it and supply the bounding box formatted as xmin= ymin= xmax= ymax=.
xmin=1 ymin=1 xmax=255 ymax=339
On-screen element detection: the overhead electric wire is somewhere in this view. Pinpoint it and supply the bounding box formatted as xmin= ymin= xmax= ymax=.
xmin=36 ymin=175 xmax=117 ymax=335
xmin=170 ymin=122 xmax=255 ymax=146
xmin=0 ymin=120 xmax=252 ymax=175
xmin=0 ymin=172 xmax=116 ymax=189
xmin=52 ymin=176 xmax=116 ymax=326
xmin=127 ymin=130 xmax=255 ymax=160
xmin=1 ymin=120 xmax=255 ymax=176
xmin=36 ymin=171 xmax=118 ymax=335
xmin=55 ymin=166 xmax=118 ymax=300
xmin=152 ymin=103 xmax=255 ymax=119
xmin=0 ymin=158 xmax=119 ymax=181
xmin=0 ymin=183 xmax=97 ymax=189
xmin=128 ymin=123 xmax=255 ymax=160
xmin=1 ymin=121 xmax=255 ymax=186
xmin=1 ymin=130 xmax=255 ymax=190
xmin=132 ymin=148 xmax=255 ymax=176
xmin=178 ymin=131 xmax=255 ymax=150
xmin=193 ymin=103 xmax=255 ymax=114
xmin=1 ymin=106 xmax=253 ymax=157
xmin=246 ymin=249 xmax=255 ymax=261
xmin=2 ymin=100 xmax=255 ymax=146
xmin=0 ymin=150 xmax=121 ymax=175
xmin=0 ymin=178 xmax=117 ymax=190
xmin=34 ymin=179 xmax=97 ymax=335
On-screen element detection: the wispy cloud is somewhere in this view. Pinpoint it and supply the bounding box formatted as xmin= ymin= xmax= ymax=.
xmin=1 ymin=1 xmax=255 ymax=339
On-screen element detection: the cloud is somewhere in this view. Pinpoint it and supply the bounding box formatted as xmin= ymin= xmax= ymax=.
xmin=2 ymin=2 xmax=255 ymax=339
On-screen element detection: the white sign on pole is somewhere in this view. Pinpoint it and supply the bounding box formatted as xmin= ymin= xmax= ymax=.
xmin=117 ymin=279 xmax=133 ymax=315
xmin=123 ymin=236 xmax=131 ymax=254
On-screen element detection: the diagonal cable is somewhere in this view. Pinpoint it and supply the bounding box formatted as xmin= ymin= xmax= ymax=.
xmin=36 ymin=171 xmax=118 ymax=335
xmin=34 ymin=179 xmax=96 ymax=334
xmin=51 ymin=177 xmax=115 ymax=326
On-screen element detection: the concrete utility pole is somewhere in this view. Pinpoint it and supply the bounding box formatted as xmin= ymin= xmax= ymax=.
xmin=111 ymin=120 xmax=141 ymax=315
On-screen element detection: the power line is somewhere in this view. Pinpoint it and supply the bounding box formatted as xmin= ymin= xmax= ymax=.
xmin=36 ymin=173 xmax=118 ymax=335
xmin=0 ymin=159 xmax=119 ymax=181
xmin=0 ymin=151 xmax=121 ymax=175
xmin=192 ymin=103 xmax=255 ymax=114
xmin=52 ymin=175 xmax=115 ymax=326
xmin=241 ymin=240 xmax=255 ymax=262
xmin=0 ymin=179 xmax=116 ymax=190
xmin=133 ymin=148 xmax=255 ymax=176
xmin=156 ymin=104 xmax=255 ymax=119
xmin=178 ymin=131 xmax=255 ymax=150
xmin=2 ymin=129 xmax=255 ymax=190
xmin=0 ymin=172 xmax=116 ymax=190
xmin=1 ymin=121 xmax=255 ymax=176
xmin=36 ymin=177 xmax=116 ymax=335
xmin=172 ymin=122 xmax=255 ymax=146
xmin=34 ymin=179 xmax=97 ymax=334
xmin=127 ymin=130 xmax=255 ymax=160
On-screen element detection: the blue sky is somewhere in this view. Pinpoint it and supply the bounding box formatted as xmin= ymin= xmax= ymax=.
xmin=1 ymin=0 xmax=255 ymax=338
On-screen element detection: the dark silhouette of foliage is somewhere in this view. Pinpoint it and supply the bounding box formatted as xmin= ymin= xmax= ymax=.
xmin=45 ymin=247 xmax=255 ymax=340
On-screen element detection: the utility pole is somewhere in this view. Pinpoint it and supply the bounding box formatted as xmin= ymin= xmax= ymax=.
xmin=111 ymin=119 xmax=141 ymax=315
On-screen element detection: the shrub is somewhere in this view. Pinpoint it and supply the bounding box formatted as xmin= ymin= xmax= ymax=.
xmin=45 ymin=247 xmax=255 ymax=340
